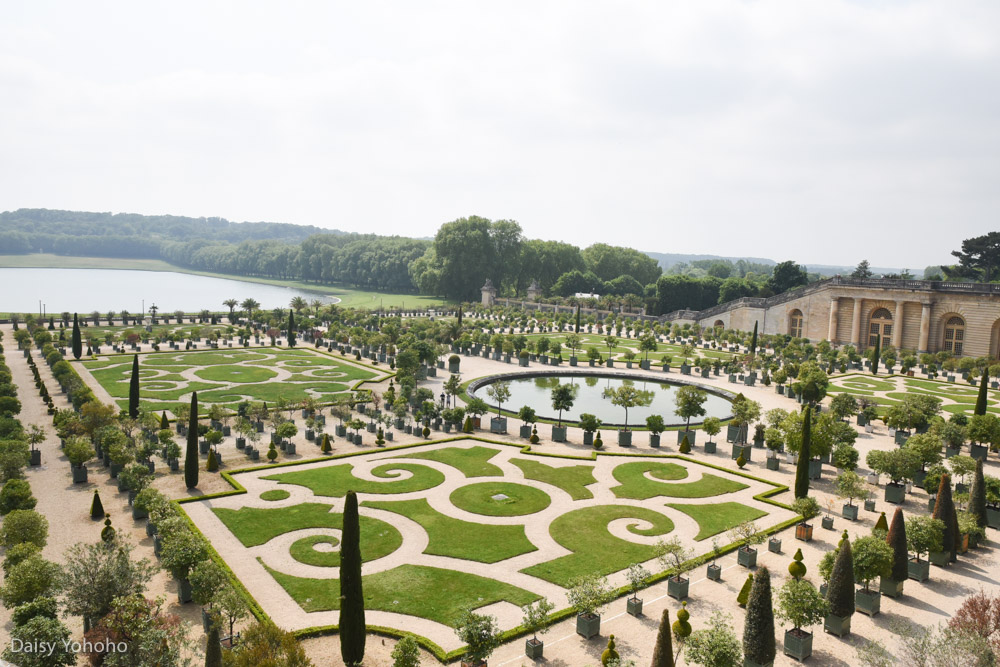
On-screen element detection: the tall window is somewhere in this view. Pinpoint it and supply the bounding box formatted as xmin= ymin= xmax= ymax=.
xmin=868 ymin=308 xmax=893 ymax=348
xmin=943 ymin=316 xmax=965 ymax=355
xmin=788 ymin=309 xmax=803 ymax=338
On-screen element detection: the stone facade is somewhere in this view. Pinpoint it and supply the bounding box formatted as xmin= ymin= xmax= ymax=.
xmin=665 ymin=277 xmax=1000 ymax=358
xmin=481 ymin=279 xmax=497 ymax=307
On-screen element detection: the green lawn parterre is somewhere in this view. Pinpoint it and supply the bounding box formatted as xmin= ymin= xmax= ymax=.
xmin=193 ymin=442 xmax=780 ymax=636
xmin=80 ymin=347 xmax=381 ymax=414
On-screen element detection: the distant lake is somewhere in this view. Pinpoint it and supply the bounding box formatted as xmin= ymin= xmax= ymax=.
xmin=0 ymin=268 xmax=338 ymax=314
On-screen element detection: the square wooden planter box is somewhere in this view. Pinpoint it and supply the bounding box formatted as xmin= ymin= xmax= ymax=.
xmin=929 ymin=551 xmax=949 ymax=567
xmin=575 ymin=613 xmax=601 ymax=639
xmin=524 ymin=639 xmax=543 ymax=659
xmin=823 ymin=613 xmax=852 ymax=637
xmin=784 ymin=629 xmax=813 ymax=661
xmin=821 ymin=516 xmax=835 ymax=530
xmin=704 ymin=441 xmax=717 ymax=454
xmin=707 ymin=563 xmax=722 ymax=581
xmin=855 ymin=589 xmax=881 ymax=616
xmin=667 ymin=577 xmax=689 ymax=600
xmin=768 ymin=537 xmax=782 ymax=553
xmin=879 ymin=577 xmax=904 ymax=598
xmin=795 ymin=523 xmax=814 ymax=541
xmin=551 ymin=426 xmax=567 ymax=442
xmin=737 ymin=546 xmax=758 ymax=568
xmin=884 ymin=483 xmax=906 ymax=504
xmin=842 ymin=504 xmax=859 ymax=521
xmin=766 ymin=457 xmax=780 ymax=471
xmin=864 ymin=499 xmax=876 ymax=512
xmin=627 ymin=597 xmax=643 ymax=616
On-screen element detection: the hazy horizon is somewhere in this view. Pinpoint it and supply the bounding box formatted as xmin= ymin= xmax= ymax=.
xmin=4 ymin=2 xmax=998 ymax=269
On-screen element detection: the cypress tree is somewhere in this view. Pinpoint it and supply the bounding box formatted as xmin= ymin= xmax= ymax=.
xmin=160 ymin=411 xmax=169 ymax=430
xmin=128 ymin=355 xmax=140 ymax=419
xmin=457 ymin=305 xmax=463 ymax=327
xmin=575 ymin=304 xmax=581 ymax=334
xmin=749 ymin=321 xmax=758 ymax=361
xmin=932 ymin=473 xmax=959 ymax=562
xmin=340 ymin=490 xmax=365 ymax=666
xmin=975 ymin=370 xmax=990 ymax=416
xmin=185 ymin=392 xmax=199 ymax=489
xmin=970 ymin=458 xmax=987 ymax=529
xmin=205 ymin=624 xmax=222 ymax=667
xmin=71 ymin=313 xmax=82 ymax=360
xmin=794 ymin=405 xmax=812 ymax=498
xmin=886 ymin=508 xmax=908 ymax=583
xmin=742 ymin=566 xmax=775 ymax=665
xmin=826 ymin=534 xmax=855 ymax=619
xmin=287 ymin=310 xmax=296 ymax=348
xmin=871 ymin=334 xmax=881 ymax=376
xmin=650 ymin=608 xmax=674 ymax=667
xmin=90 ymin=490 xmax=104 ymax=520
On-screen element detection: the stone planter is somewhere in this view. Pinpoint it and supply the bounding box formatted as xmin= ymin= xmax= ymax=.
xmin=575 ymin=612 xmax=601 ymax=639
xmin=667 ymin=576 xmax=689 ymax=600
xmin=884 ymin=483 xmax=905 ymax=504
xmin=551 ymin=425 xmax=567 ymax=442
xmin=524 ymin=638 xmax=544 ymax=659
xmin=617 ymin=430 xmax=632 ymax=447
xmin=71 ymin=464 xmax=88 ymax=484
xmin=879 ymin=577 xmax=904 ymax=598
xmin=855 ymin=589 xmax=881 ymax=616
xmin=908 ymin=558 xmax=930 ymax=581
xmin=842 ymin=504 xmax=859 ymax=521
xmin=784 ymin=629 xmax=813 ymax=661
xmin=823 ymin=613 xmax=851 ymax=637
xmin=737 ymin=546 xmax=757 ymax=568
xmin=626 ymin=596 xmax=643 ymax=616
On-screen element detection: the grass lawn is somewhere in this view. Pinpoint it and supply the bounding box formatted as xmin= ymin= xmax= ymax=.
xmin=666 ymin=502 xmax=768 ymax=541
xmin=212 ymin=503 xmax=402 ymax=559
xmin=264 ymin=562 xmax=538 ymax=625
xmin=264 ymin=462 xmax=446 ymax=497
xmin=607 ymin=461 xmax=688 ymax=500
xmin=520 ymin=505 xmax=674 ymax=586
xmin=613 ymin=473 xmax=748 ymax=499
xmin=449 ymin=482 xmax=552 ymax=517
xmin=392 ymin=445 xmax=505 ymax=477
xmin=510 ymin=458 xmax=597 ymax=500
xmin=363 ymin=498 xmax=537 ymax=563
xmin=289 ymin=535 xmax=341 ymax=567
xmin=260 ymin=490 xmax=290 ymax=501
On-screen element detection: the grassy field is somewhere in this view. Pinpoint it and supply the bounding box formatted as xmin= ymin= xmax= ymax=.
xmin=449 ymin=481 xmax=552 ymax=517
xmin=0 ymin=254 xmax=447 ymax=310
xmin=265 ymin=462 xmax=446 ymax=497
xmin=666 ymin=502 xmax=768 ymax=541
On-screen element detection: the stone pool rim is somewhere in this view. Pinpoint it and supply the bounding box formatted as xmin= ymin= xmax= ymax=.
xmin=467 ymin=369 xmax=737 ymax=428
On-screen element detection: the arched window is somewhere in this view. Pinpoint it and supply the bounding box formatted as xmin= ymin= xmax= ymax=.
xmin=788 ymin=309 xmax=803 ymax=338
xmin=868 ymin=308 xmax=893 ymax=348
xmin=943 ymin=316 xmax=965 ymax=355
xmin=714 ymin=319 xmax=725 ymax=330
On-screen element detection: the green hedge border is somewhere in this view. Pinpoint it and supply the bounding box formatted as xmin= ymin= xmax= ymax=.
xmin=175 ymin=433 xmax=800 ymax=663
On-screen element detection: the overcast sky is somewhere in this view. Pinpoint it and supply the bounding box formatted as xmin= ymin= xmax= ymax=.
xmin=2 ymin=1 xmax=998 ymax=269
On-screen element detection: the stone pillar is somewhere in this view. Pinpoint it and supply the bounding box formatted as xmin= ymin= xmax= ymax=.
xmin=827 ymin=299 xmax=839 ymax=343
xmin=851 ymin=298 xmax=863 ymax=346
xmin=892 ymin=300 xmax=905 ymax=349
xmin=919 ymin=303 xmax=931 ymax=353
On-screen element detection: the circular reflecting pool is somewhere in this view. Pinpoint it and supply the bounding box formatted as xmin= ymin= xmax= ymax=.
xmin=471 ymin=373 xmax=733 ymax=427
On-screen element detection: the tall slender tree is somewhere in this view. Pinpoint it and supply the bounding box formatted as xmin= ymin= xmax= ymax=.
xmin=575 ymin=304 xmax=581 ymax=334
xmin=340 ymin=490 xmax=365 ymax=666
xmin=749 ymin=321 xmax=758 ymax=363
xmin=205 ymin=624 xmax=222 ymax=667
xmin=650 ymin=608 xmax=674 ymax=667
xmin=886 ymin=508 xmax=908 ymax=586
xmin=826 ymin=532 xmax=855 ymax=622
xmin=871 ymin=333 xmax=881 ymax=376
xmin=72 ymin=313 xmax=82 ymax=360
xmin=932 ymin=473 xmax=959 ymax=562
xmin=128 ymin=355 xmax=140 ymax=419
xmin=794 ymin=405 xmax=812 ymax=498
xmin=742 ymin=566 xmax=775 ymax=666
xmin=970 ymin=459 xmax=987 ymax=529
xmin=287 ymin=310 xmax=296 ymax=348
xmin=185 ymin=392 xmax=199 ymax=489
xmin=975 ymin=370 xmax=990 ymax=416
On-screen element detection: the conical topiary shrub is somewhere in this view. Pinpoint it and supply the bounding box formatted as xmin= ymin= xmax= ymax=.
xmin=650 ymin=608 xmax=674 ymax=667
xmin=932 ymin=473 xmax=959 ymax=562
xmin=160 ymin=411 xmax=169 ymax=430
xmin=743 ymin=566 xmax=775 ymax=665
xmin=736 ymin=452 xmax=747 ymax=469
xmin=463 ymin=416 xmax=474 ymax=434
xmin=593 ymin=430 xmax=602 ymax=448
xmin=205 ymin=624 xmax=222 ymax=667
xmin=206 ymin=450 xmax=218 ymax=472
xmin=794 ymin=405 xmax=812 ymax=498
xmin=970 ymin=459 xmax=987 ymax=529
xmin=737 ymin=572 xmax=754 ymax=607
xmin=90 ymin=490 xmax=104 ymax=520
xmin=873 ymin=511 xmax=888 ymax=535
xmin=827 ymin=533 xmax=855 ymax=619
xmin=320 ymin=434 xmax=332 ymax=454
xmin=679 ymin=433 xmax=691 ymax=454
xmin=886 ymin=508 xmax=908 ymax=583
